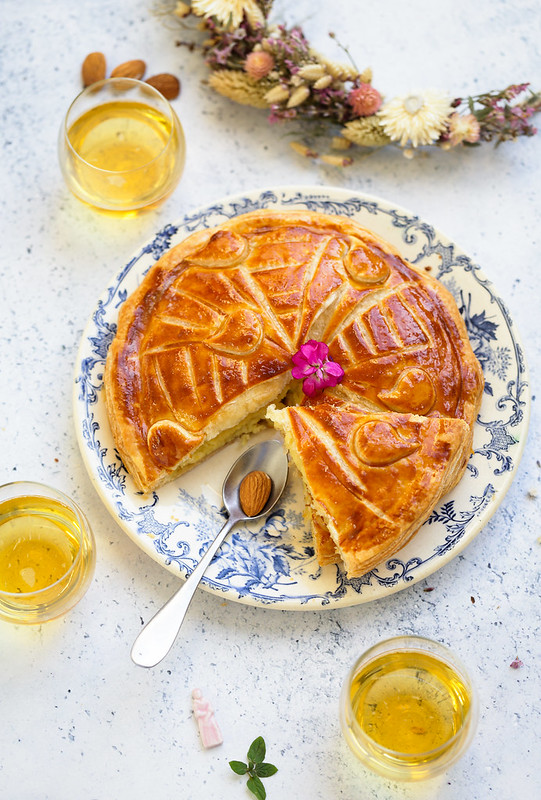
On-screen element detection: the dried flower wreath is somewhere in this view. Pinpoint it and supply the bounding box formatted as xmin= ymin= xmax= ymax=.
xmin=163 ymin=0 xmax=540 ymax=165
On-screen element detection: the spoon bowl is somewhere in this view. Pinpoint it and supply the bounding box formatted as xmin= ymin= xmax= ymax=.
xmin=223 ymin=438 xmax=289 ymax=520
xmin=131 ymin=438 xmax=288 ymax=668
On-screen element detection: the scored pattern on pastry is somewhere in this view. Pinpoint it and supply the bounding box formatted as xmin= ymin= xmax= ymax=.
xmin=377 ymin=367 xmax=436 ymax=415
xmin=267 ymin=402 xmax=472 ymax=577
xmin=352 ymin=417 xmax=422 ymax=466
xmin=344 ymin=239 xmax=391 ymax=285
xmin=105 ymin=210 xmax=483 ymax=506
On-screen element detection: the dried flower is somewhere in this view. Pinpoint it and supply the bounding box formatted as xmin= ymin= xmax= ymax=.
xmin=313 ymin=74 xmax=334 ymax=90
xmin=264 ymin=83 xmax=290 ymax=104
xmin=459 ymin=84 xmax=541 ymax=145
xmin=331 ymin=135 xmax=352 ymax=150
xmin=297 ymin=64 xmax=326 ymax=82
xmin=290 ymin=141 xmax=318 ymax=158
xmin=378 ymin=90 xmax=452 ymax=147
xmin=320 ymin=153 xmax=353 ymax=167
xmin=342 ymin=117 xmax=391 ymax=147
xmin=173 ymin=1 xmax=191 ymax=18
xmin=320 ymin=57 xmax=358 ymax=82
xmin=359 ymin=67 xmax=373 ymax=84
xmin=510 ymin=658 xmax=524 ymax=669
xmin=447 ymin=112 xmax=481 ymax=146
xmin=244 ymin=50 xmax=275 ymax=80
xmin=170 ymin=4 xmax=540 ymax=159
xmin=208 ymin=69 xmax=269 ymax=107
xmin=291 ymin=340 xmax=344 ymax=396
xmin=348 ymin=82 xmax=382 ymax=117
xmin=191 ymin=0 xmax=264 ymax=30
xmin=287 ymin=84 xmax=310 ymax=108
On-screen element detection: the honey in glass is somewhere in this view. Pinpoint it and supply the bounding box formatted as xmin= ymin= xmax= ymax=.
xmin=59 ymin=78 xmax=185 ymax=214
xmin=340 ymin=636 xmax=478 ymax=781
xmin=0 ymin=482 xmax=95 ymax=624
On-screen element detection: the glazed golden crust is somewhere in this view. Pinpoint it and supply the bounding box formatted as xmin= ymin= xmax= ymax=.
xmin=267 ymin=403 xmax=471 ymax=576
xmin=105 ymin=209 xmax=483 ymax=507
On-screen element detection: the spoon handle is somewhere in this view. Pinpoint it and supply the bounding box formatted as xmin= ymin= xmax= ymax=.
xmin=131 ymin=515 xmax=237 ymax=668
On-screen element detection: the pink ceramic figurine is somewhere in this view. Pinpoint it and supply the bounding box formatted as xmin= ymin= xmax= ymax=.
xmin=192 ymin=688 xmax=223 ymax=749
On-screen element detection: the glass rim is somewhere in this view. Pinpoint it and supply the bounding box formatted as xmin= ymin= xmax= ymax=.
xmin=0 ymin=481 xmax=91 ymax=598
xmin=342 ymin=635 xmax=478 ymax=761
xmin=62 ymin=77 xmax=179 ymax=176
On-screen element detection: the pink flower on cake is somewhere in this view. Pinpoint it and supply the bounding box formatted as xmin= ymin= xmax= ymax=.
xmin=291 ymin=340 xmax=344 ymax=397
xmin=347 ymin=83 xmax=382 ymax=117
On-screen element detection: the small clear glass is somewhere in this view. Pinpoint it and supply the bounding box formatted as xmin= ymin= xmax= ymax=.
xmin=58 ymin=77 xmax=186 ymax=214
xmin=0 ymin=482 xmax=96 ymax=624
xmin=339 ymin=636 xmax=478 ymax=782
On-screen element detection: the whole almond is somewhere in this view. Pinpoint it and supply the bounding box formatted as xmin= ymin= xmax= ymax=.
xmin=239 ymin=470 xmax=272 ymax=518
xmin=110 ymin=59 xmax=146 ymax=80
xmin=146 ymin=73 xmax=181 ymax=100
xmin=82 ymin=52 xmax=106 ymax=87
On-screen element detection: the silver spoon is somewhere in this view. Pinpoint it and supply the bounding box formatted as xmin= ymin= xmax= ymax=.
xmin=131 ymin=438 xmax=289 ymax=668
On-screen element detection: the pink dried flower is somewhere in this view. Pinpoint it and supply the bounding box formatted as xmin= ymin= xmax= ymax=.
xmin=347 ymin=83 xmax=382 ymax=117
xmin=268 ymin=106 xmax=298 ymax=123
xmin=447 ymin=112 xmax=481 ymax=146
xmin=291 ymin=340 xmax=344 ymax=396
xmin=244 ymin=50 xmax=275 ymax=80
xmin=510 ymin=658 xmax=524 ymax=669
xmin=502 ymin=83 xmax=530 ymax=100
xmin=454 ymin=83 xmax=541 ymax=144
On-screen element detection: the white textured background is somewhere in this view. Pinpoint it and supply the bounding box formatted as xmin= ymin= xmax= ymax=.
xmin=1 ymin=1 xmax=540 ymax=798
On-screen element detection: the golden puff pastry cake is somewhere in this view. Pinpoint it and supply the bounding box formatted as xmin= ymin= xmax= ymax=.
xmin=104 ymin=208 xmax=483 ymax=575
xmin=266 ymin=402 xmax=471 ymax=576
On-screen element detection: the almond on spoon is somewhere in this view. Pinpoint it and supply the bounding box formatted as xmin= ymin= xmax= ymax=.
xmin=239 ymin=470 xmax=272 ymax=517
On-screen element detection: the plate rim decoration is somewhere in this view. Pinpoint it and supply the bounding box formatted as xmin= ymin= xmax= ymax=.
xmin=73 ymin=185 xmax=530 ymax=610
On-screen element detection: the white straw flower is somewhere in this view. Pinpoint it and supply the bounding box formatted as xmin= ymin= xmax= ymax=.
xmin=378 ymin=90 xmax=452 ymax=147
xmin=191 ymin=0 xmax=264 ymax=30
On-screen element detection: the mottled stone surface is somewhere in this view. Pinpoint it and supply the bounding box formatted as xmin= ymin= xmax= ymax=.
xmin=1 ymin=1 xmax=540 ymax=798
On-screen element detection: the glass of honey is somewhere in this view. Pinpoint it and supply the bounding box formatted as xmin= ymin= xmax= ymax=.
xmin=339 ymin=636 xmax=478 ymax=782
xmin=58 ymin=77 xmax=186 ymax=214
xmin=0 ymin=482 xmax=96 ymax=624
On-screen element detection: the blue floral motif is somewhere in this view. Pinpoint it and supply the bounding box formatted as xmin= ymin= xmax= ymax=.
xmin=474 ymin=380 xmax=526 ymax=474
xmin=214 ymin=526 xmax=293 ymax=590
xmin=73 ymin=187 xmax=529 ymax=608
xmin=324 ymin=486 xmax=496 ymax=598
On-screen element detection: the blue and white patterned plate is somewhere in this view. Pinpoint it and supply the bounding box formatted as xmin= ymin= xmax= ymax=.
xmin=73 ymin=186 xmax=530 ymax=609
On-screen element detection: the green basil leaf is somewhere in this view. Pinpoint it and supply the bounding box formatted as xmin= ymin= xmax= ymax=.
xmin=255 ymin=762 xmax=278 ymax=777
xmin=247 ymin=736 xmax=266 ymax=764
xmin=229 ymin=760 xmax=248 ymax=775
xmin=247 ymin=775 xmax=266 ymax=800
